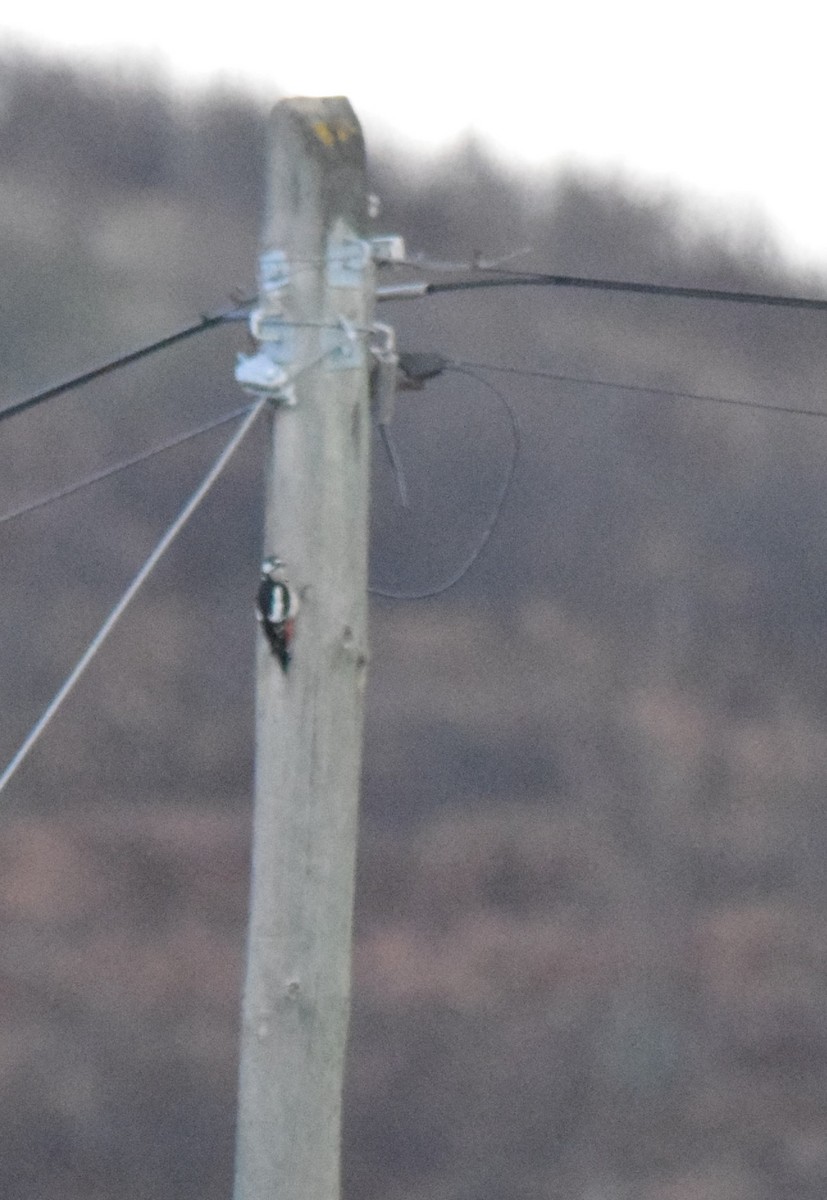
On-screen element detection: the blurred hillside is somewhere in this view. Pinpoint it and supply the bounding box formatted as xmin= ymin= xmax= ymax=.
xmin=2 ymin=51 xmax=827 ymax=1200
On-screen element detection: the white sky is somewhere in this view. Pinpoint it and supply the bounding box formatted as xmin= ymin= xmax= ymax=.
xmin=2 ymin=1 xmax=825 ymax=271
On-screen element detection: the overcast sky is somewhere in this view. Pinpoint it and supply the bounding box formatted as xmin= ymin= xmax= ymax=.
xmin=2 ymin=2 xmax=825 ymax=272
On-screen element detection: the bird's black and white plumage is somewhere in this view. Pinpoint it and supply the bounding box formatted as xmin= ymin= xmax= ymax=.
xmin=257 ymin=556 xmax=299 ymax=672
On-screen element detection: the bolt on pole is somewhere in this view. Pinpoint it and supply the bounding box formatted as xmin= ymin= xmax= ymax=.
xmin=233 ymin=97 xmax=375 ymax=1200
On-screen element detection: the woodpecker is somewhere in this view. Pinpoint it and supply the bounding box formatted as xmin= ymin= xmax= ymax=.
xmin=257 ymin=556 xmax=299 ymax=672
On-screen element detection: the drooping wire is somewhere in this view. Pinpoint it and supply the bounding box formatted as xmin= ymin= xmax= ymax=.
xmin=0 ymin=402 xmax=256 ymax=528
xmin=449 ymin=357 xmax=827 ymax=420
xmin=367 ymin=342 xmax=827 ymax=603
xmin=8 ymin=260 xmax=827 ymax=432
xmin=0 ymin=397 xmax=267 ymax=797
xmin=0 ymin=299 xmax=253 ymax=427
xmin=369 ymin=367 xmax=520 ymax=600
xmin=423 ymin=269 xmax=827 ymax=313
xmin=377 ymin=422 xmax=411 ymax=509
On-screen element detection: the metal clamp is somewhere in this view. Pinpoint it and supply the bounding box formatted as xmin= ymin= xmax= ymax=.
xmin=235 ymin=349 xmax=296 ymax=406
xmin=258 ymin=250 xmax=290 ymax=306
xmin=323 ymin=317 xmax=365 ymax=371
xmin=327 ymin=238 xmax=371 ymax=288
xmin=326 ymin=234 xmax=407 ymax=286
xmin=248 ymin=311 xmax=295 ymax=362
xmin=234 ymin=249 xmax=298 ymax=404
xmin=370 ymin=235 xmax=406 ymax=265
xmin=249 ymin=248 xmax=295 ymax=362
xmin=369 ymin=323 xmax=399 ymax=425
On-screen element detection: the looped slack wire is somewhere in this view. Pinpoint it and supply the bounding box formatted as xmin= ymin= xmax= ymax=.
xmin=369 ymin=365 xmax=521 ymax=600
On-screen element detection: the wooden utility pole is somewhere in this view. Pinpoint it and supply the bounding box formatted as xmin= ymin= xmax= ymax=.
xmin=233 ymin=97 xmax=375 ymax=1200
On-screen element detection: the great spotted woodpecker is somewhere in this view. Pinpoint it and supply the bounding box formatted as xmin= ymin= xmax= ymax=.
xmin=257 ymin=556 xmax=299 ymax=672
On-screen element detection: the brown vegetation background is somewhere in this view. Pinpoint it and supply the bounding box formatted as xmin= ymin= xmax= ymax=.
xmin=1 ymin=52 xmax=827 ymax=1199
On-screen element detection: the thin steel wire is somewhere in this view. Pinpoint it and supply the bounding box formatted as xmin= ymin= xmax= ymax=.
xmin=0 ymin=403 xmax=255 ymax=528
xmin=0 ymin=338 xmax=350 ymax=795
xmin=9 ymin=259 xmax=827 ymax=434
xmin=0 ymin=398 xmax=267 ymax=796
xmin=450 ymin=357 xmax=827 ymax=420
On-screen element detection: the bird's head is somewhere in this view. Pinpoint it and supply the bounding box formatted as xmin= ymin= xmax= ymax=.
xmin=261 ymin=555 xmax=286 ymax=581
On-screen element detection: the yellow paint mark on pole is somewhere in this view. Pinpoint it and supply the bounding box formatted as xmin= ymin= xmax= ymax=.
xmin=312 ymin=121 xmax=336 ymax=147
xmin=312 ymin=118 xmax=360 ymax=147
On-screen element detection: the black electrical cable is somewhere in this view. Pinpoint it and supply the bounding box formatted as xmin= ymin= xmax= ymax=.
xmin=0 ymin=300 xmax=253 ymax=426
xmin=425 ymin=270 xmax=827 ymax=313
xmin=369 ymin=366 xmax=520 ymax=600
xmin=10 ymin=262 xmax=827 ymax=432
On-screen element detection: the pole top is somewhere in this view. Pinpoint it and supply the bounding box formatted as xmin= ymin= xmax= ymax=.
xmin=265 ymin=97 xmax=368 ymax=246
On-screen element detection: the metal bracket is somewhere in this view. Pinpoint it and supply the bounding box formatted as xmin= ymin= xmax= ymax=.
xmin=323 ymin=317 xmax=365 ymax=371
xmin=369 ymin=322 xmax=409 ymax=508
xmin=370 ymin=235 xmax=406 ymax=265
xmin=236 ymin=238 xmax=395 ymax=399
xmin=327 ymin=238 xmax=370 ymax=288
xmin=259 ymin=249 xmax=290 ymax=305
xmin=326 ymin=234 xmax=407 ymax=286
xmin=235 ymin=350 xmax=296 ymax=406
xmin=369 ymin=323 xmax=399 ymax=424
xmin=249 ymin=249 xmax=295 ymax=363
xmin=248 ymin=312 xmax=295 ymax=363
xmin=234 ymin=249 xmax=297 ymax=404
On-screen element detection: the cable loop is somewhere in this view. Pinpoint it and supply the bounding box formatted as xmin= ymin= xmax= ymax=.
xmin=369 ymin=366 xmax=521 ymax=600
